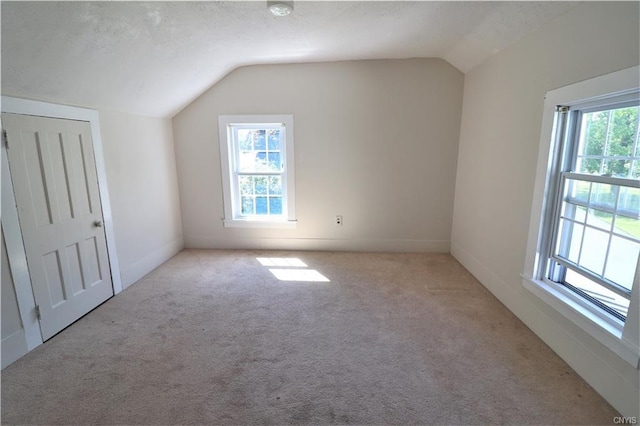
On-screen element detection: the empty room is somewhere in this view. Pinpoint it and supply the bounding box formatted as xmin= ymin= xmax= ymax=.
xmin=1 ymin=1 xmax=639 ymax=424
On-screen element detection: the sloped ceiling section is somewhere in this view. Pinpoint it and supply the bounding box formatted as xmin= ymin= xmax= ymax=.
xmin=1 ymin=1 xmax=577 ymax=118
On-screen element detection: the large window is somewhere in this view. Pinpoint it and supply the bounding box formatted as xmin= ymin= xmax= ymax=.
xmin=524 ymin=66 xmax=639 ymax=367
xmin=218 ymin=115 xmax=296 ymax=228
xmin=549 ymin=104 xmax=639 ymax=320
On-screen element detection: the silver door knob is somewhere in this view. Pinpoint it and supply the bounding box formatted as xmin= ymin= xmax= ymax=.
xmin=93 ymin=220 xmax=103 ymax=228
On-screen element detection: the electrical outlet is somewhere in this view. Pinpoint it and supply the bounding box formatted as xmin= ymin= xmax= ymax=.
xmin=335 ymin=215 xmax=343 ymax=225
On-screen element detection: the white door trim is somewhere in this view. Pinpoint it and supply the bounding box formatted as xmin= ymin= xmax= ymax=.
xmin=1 ymin=99 xmax=123 ymax=322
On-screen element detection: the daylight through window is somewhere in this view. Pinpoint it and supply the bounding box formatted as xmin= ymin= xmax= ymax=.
xmin=548 ymin=104 xmax=639 ymax=320
xmin=523 ymin=66 xmax=640 ymax=367
xmin=218 ymin=115 xmax=296 ymax=228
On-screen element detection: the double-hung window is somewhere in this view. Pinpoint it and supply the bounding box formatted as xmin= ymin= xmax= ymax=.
xmin=524 ymin=66 xmax=640 ymax=367
xmin=549 ymin=102 xmax=639 ymax=320
xmin=218 ymin=115 xmax=296 ymax=228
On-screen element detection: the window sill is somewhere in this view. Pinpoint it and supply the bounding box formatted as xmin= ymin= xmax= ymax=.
xmin=522 ymin=275 xmax=639 ymax=368
xmin=222 ymin=219 xmax=297 ymax=229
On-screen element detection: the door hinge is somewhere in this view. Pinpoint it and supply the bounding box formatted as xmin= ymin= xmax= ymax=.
xmin=2 ymin=129 xmax=8 ymax=149
xmin=35 ymin=305 xmax=41 ymax=321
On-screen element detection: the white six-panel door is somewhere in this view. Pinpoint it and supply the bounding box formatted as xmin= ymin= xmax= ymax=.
xmin=2 ymin=113 xmax=113 ymax=340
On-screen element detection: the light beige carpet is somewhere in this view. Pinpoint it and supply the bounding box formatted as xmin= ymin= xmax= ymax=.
xmin=1 ymin=250 xmax=618 ymax=425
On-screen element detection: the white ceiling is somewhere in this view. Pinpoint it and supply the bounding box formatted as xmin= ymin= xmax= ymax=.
xmin=1 ymin=1 xmax=578 ymax=118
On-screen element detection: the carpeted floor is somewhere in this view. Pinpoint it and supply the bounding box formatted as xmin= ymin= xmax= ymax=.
xmin=1 ymin=250 xmax=618 ymax=425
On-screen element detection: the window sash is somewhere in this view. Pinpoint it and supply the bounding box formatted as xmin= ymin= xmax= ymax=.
xmin=233 ymin=173 xmax=286 ymax=218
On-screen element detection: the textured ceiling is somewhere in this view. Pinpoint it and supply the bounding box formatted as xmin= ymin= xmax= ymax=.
xmin=1 ymin=1 xmax=578 ymax=118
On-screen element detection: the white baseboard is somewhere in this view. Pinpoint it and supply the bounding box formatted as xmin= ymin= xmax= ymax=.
xmin=1 ymin=329 xmax=29 ymax=370
xmin=185 ymin=236 xmax=450 ymax=253
xmin=120 ymin=237 xmax=184 ymax=289
xmin=451 ymin=242 xmax=640 ymax=418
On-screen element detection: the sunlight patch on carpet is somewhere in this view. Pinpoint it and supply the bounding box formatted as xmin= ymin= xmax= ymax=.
xmin=268 ymin=268 xmax=331 ymax=282
xmin=257 ymin=257 xmax=308 ymax=267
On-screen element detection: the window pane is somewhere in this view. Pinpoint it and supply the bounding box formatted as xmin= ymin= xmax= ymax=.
xmin=255 ymin=177 xmax=267 ymax=195
xmin=605 ymin=107 xmax=638 ymax=158
xmin=256 ymin=197 xmax=268 ymax=214
xmin=582 ymin=110 xmax=609 ymax=157
xmin=618 ymin=186 xmax=640 ymax=218
xmin=254 ymin=130 xmax=266 ymax=150
xmin=614 ymin=213 xmax=640 ymax=240
xmin=561 ymin=203 xmax=586 ymax=223
xmin=566 ymin=179 xmax=590 ymax=205
xmin=268 ymin=176 xmax=282 ymax=195
xmin=241 ymin=196 xmax=254 ymax=215
xmin=579 ymin=227 xmax=609 ymax=275
xmin=268 ymin=130 xmax=280 ymax=150
xmin=269 ymin=197 xmax=283 ymax=215
xmin=575 ymin=205 xmax=587 ymax=223
xmin=604 ymin=159 xmax=631 ymax=178
xmin=589 ymin=183 xmax=617 ymax=211
xmin=238 ymin=130 xmax=252 ymax=150
xmin=238 ymin=151 xmax=258 ymax=172
xmin=268 ymin=152 xmax=281 ymax=170
xmin=239 ymin=176 xmax=253 ymax=195
xmin=586 ymin=208 xmax=613 ymax=231
xmin=604 ymin=237 xmax=639 ymax=291
xmin=576 ymin=158 xmax=602 ymax=175
xmin=556 ymin=219 xmax=583 ymax=263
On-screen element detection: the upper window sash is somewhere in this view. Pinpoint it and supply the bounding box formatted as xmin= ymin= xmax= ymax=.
xmin=230 ymin=125 xmax=287 ymax=175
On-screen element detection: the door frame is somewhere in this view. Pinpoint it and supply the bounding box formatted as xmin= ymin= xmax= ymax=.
xmin=1 ymin=96 xmax=123 ymax=351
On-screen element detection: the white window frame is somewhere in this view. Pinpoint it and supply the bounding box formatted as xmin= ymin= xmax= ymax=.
xmin=218 ymin=115 xmax=296 ymax=229
xmin=523 ymin=66 xmax=640 ymax=368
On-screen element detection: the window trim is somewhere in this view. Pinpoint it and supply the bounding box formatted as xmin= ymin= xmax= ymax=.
xmin=523 ymin=66 xmax=640 ymax=368
xmin=218 ymin=114 xmax=297 ymax=229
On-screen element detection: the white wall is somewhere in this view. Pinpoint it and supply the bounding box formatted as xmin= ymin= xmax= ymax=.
xmin=100 ymin=110 xmax=184 ymax=288
xmin=451 ymin=2 xmax=640 ymax=417
xmin=173 ymin=59 xmax=464 ymax=252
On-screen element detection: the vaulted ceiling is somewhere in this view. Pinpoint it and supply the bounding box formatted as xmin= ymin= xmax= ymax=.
xmin=1 ymin=1 xmax=578 ymax=118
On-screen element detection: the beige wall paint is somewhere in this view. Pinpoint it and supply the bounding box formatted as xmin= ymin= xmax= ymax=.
xmin=452 ymin=1 xmax=639 ymax=416
xmin=100 ymin=110 xmax=184 ymax=288
xmin=173 ymin=59 xmax=464 ymax=251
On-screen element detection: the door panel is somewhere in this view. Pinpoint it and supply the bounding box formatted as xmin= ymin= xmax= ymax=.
xmin=3 ymin=113 xmax=113 ymax=341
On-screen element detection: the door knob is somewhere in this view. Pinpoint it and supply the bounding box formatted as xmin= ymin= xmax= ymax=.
xmin=93 ymin=220 xmax=103 ymax=228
